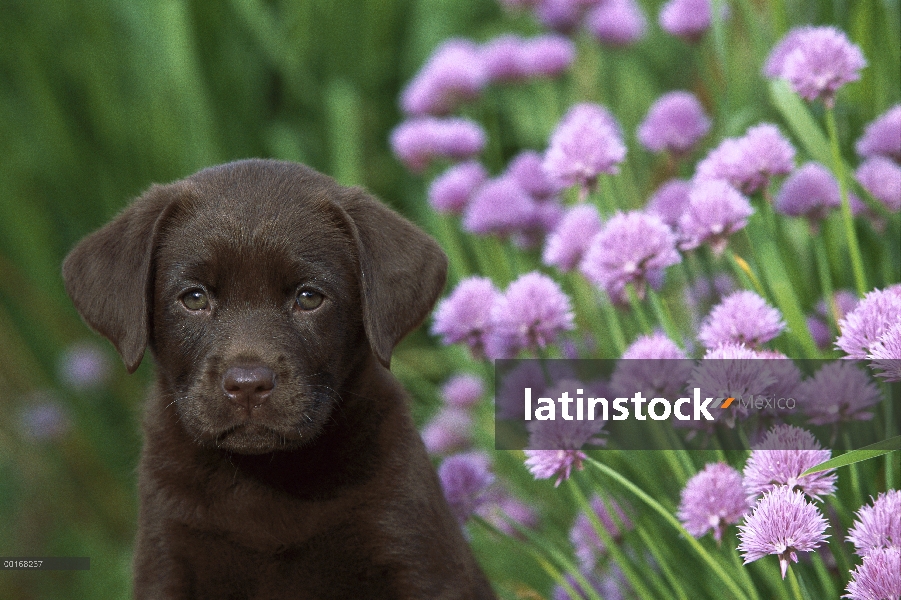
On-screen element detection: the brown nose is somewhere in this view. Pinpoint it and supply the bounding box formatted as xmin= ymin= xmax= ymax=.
xmin=222 ymin=365 xmax=276 ymax=412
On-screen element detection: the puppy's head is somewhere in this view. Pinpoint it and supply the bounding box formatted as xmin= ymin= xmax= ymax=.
xmin=63 ymin=159 xmax=447 ymax=454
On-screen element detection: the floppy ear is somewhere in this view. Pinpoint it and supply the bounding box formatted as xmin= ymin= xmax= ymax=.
xmin=335 ymin=188 xmax=448 ymax=368
xmin=62 ymin=182 xmax=190 ymax=373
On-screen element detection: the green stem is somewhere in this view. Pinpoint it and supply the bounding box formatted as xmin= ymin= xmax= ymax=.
xmin=843 ymin=431 xmax=862 ymax=495
xmin=472 ymin=516 xmax=603 ymax=600
xmin=568 ymin=482 xmax=655 ymax=599
xmin=787 ymin=566 xmax=807 ymax=600
xmin=598 ymin=292 xmax=627 ymax=357
xmin=729 ymin=250 xmax=766 ymax=297
xmin=825 ymin=107 xmax=867 ymax=296
xmin=635 ymin=526 xmax=690 ymax=600
xmin=887 ymin=398 xmax=896 ymax=489
xmin=648 ymin=287 xmax=683 ymax=345
xmin=626 ymin=283 xmax=652 ymax=334
xmin=584 ymin=457 xmax=751 ymax=600
xmin=811 ymin=232 xmax=837 ymax=343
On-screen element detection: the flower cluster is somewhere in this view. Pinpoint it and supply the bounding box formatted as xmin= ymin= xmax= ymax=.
xmin=394 ymin=7 xmax=898 ymax=598
xmin=738 ymin=485 xmax=829 ymax=579
xmin=580 ymin=210 xmax=681 ymax=303
xmin=433 ymin=272 xmax=574 ymax=360
xmin=543 ymin=103 xmax=627 ymax=196
xmin=390 ymin=117 xmax=486 ymax=172
xmin=765 ymin=26 xmax=866 ymax=107
xmin=698 ymin=291 xmax=786 ymax=350
xmin=637 ymin=91 xmax=711 ymax=155
xmin=836 ymin=286 xmax=901 ymax=381
xmin=742 ymin=425 xmax=836 ymax=503
xmin=678 ymin=462 xmax=749 ymax=543
xmin=694 ymin=123 xmax=796 ymax=195
xmin=401 ymin=34 xmax=576 ymax=117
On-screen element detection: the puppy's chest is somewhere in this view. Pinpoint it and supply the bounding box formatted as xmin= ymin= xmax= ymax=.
xmin=174 ymin=464 xmax=363 ymax=550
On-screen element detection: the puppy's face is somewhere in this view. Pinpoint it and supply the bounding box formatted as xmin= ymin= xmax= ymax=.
xmin=152 ymin=196 xmax=362 ymax=454
xmin=62 ymin=160 xmax=448 ymax=456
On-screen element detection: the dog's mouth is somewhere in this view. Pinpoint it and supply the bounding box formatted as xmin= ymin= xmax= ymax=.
xmin=213 ymin=422 xmax=309 ymax=454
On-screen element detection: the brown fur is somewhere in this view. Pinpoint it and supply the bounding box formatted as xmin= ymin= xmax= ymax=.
xmin=62 ymin=159 xmax=495 ymax=599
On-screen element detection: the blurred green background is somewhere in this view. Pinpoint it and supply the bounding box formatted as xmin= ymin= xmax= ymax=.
xmin=0 ymin=0 xmax=898 ymax=598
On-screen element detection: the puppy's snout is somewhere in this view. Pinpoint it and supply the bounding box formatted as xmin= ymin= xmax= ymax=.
xmin=222 ymin=365 xmax=276 ymax=412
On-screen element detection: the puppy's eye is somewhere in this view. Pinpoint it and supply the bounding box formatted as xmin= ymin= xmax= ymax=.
xmin=181 ymin=289 xmax=210 ymax=311
xmin=295 ymin=288 xmax=324 ymax=311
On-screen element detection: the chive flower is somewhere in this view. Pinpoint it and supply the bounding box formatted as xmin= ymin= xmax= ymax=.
xmin=738 ymin=485 xmax=829 ymax=579
xmin=678 ymin=462 xmax=750 ymax=543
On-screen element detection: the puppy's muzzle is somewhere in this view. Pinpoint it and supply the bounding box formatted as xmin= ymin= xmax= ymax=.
xmin=222 ymin=365 xmax=276 ymax=414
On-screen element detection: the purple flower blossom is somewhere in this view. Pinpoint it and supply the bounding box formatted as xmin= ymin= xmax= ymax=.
xmin=869 ymin=323 xmax=901 ymax=383
xmin=58 ymin=341 xmax=111 ymax=390
xmin=400 ymin=39 xmax=486 ymax=116
xmin=836 ymin=287 xmax=901 ymax=360
xmin=428 ymin=161 xmax=488 ymax=214
xmin=798 ymin=361 xmax=882 ymax=424
xmin=585 ymin=0 xmax=647 ymax=47
xmin=390 ymin=117 xmax=486 ymax=172
xmin=677 ymin=180 xmax=753 ymax=255
xmin=698 ymin=290 xmax=785 ymax=350
xmin=695 ymin=124 xmax=796 ymax=195
xmin=570 ymin=495 xmax=631 ymax=569
xmin=520 ymin=34 xmax=577 ymax=78
xmin=535 ymin=0 xmax=587 ymax=33
xmin=441 ymin=374 xmax=484 ymax=409
xmin=496 ymin=361 xmax=578 ymax=419
xmin=742 ymin=425 xmax=837 ymax=503
xmin=431 ymin=277 xmax=501 ymax=357
xmin=477 ymin=491 xmax=539 ymax=537
xmin=856 ymin=156 xmax=901 ymax=212
xmin=580 ymin=211 xmax=681 ymax=304
xmin=524 ymin=449 xmax=585 ymax=487
xmin=738 ymin=485 xmax=830 ymax=579
xmin=763 ymin=26 xmax=814 ymax=79
xmin=18 ymin=394 xmax=70 ymax=442
xmin=543 ymin=103 xmax=627 ymax=196
xmin=622 ymin=332 xmax=687 ymax=360
xmin=543 ymin=204 xmax=603 ymax=272
xmin=524 ymin=388 xmax=606 ymax=486
xmin=775 ymin=162 xmax=842 ymax=223
xmin=611 ymin=332 xmax=693 ymax=399
xmin=482 ymin=34 xmax=575 ymax=82
xmin=856 ymin=104 xmax=901 ymax=163
xmin=770 ymin=26 xmax=867 ymax=107
xmin=646 ymin=178 xmax=692 ymax=227
xmin=678 ymin=463 xmax=750 ymax=543
xmin=462 ymin=176 xmax=537 ymax=236
xmin=438 ymin=452 xmax=494 ymax=524
xmin=481 ymin=35 xmax=524 ymax=82
xmin=511 ymin=200 xmax=565 ymax=250
xmin=848 ymin=490 xmax=901 ymax=556
xmin=844 ymin=547 xmax=901 ymax=600
xmin=756 ymin=351 xmax=805 ymax=416
xmin=422 ymin=407 xmax=473 ymax=454
xmin=488 ymin=272 xmax=575 ymax=356
xmin=659 ymin=0 xmax=714 ymax=42
xmin=688 ymin=344 xmax=771 ymax=427
xmin=506 ymin=150 xmax=558 ymax=200
xmin=637 ymin=91 xmax=711 ymax=154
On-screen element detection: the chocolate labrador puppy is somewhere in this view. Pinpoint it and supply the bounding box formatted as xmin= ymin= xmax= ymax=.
xmin=63 ymin=159 xmax=495 ymax=599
